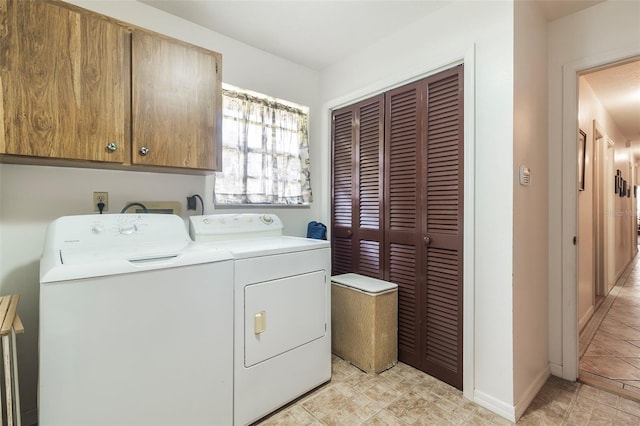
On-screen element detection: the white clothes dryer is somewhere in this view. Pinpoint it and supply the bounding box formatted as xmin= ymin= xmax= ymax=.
xmin=39 ymin=214 xmax=234 ymax=426
xmin=189 ymin=214 xmax=331 ymax=426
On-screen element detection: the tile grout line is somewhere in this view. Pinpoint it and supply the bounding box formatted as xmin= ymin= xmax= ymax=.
xmin=579 ymin=251 xmax=640 ymax=358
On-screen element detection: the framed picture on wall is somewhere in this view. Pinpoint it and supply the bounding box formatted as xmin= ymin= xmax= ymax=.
xmin=578 ymin=129 xmax=587 ymax=191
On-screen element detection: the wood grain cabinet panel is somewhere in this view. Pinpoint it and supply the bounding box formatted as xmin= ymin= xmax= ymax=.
xmin=0 ymin=0 xmax=222 ymax=172
xmin=131 ymin=32 xmax=222 ymax=170
xmin=0 ymin=0 xmax=130 ymax=163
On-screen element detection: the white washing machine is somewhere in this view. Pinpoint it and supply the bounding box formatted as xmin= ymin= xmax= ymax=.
xmin=189 ymin=214 xmax=331 ymax=426
xmin=39 ymin=214 xmax=234 ymax=426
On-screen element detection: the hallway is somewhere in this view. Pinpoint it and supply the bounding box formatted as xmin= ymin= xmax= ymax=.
xmin=580 ymin=252 xmax=640 ymax=401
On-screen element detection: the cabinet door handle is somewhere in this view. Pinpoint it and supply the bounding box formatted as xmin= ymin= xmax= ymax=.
xmin=139 ymin=146 xmax=149 ymax=156
xmin=106 ymin=142 xmax=117 ymax=152
xmin=424 ymin=236 xmax=431 ymax=246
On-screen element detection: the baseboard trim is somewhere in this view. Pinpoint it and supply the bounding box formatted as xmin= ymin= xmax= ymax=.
xmin=514 ymin=365 xmax=551 ymax=421
xmin=550 ymin=362 xmax=563 ymax=377
xmin=578 ymin=305 xmax=594 ymax=332
xmin=473 ymin=389 xmax=515 ymax=422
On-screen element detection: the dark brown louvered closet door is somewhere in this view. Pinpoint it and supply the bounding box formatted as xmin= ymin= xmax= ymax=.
xmin=384 ymin=81 xmax=423 ymax=368
xmin=330 ymin=65 xmax=463 ymax=390
xmin=331 ymin=95 xmax=384 ymax=278
xmin=331 ymin=107 xmax=355 ymax=275
xmin=421 ymin=65 xmax=464 ymax=390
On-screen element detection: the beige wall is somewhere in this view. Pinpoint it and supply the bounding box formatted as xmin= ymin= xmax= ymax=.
xmin=512 ymin=1 xmax=549 ymax=418
xmin=577 ymin=77 xmax=596 ymax=330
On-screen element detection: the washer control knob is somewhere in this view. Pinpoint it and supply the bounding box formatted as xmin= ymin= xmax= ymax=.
xmin=91 ymin=225 xmax=104 ymax=234
xmin=119 ymin=224 xmax=137 ymax=235
xmin=260 ymin=215 xmax=274 ymax=224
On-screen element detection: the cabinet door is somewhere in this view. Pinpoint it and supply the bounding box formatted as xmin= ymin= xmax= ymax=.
xmin=132 ymin=32 xmax=222 ymax=170
xmin=0 ymin=0 xmax=130 ymax=162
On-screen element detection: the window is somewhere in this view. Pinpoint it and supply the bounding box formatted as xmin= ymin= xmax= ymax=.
xmin=214 ymin=84 xmax=312 ymax=205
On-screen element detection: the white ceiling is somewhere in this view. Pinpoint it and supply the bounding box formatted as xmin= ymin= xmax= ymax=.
xmin=582 ymin=60 xmax=640 ymax=143
xmin=139 ymin=0 xmax=640 ymax=143
xmin=139 ymin=0 xmax=450 ymax=70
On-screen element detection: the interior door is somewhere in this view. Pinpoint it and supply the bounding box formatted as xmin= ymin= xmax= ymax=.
xmin=384 ymin=81 xmax=424 ymax=369
xmin=385 ymin=66 xmax=464 ymax=389
xmin=421 ymin=66 xmax=464 ymax=389
xmin=330 ymin=65 xmax=464 ymax=390
xmin=331 ymin=96 xmax=384 ymax=277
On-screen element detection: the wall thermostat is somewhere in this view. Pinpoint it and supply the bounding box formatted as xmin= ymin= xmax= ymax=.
xmin=519 ymin=165 xmax=531 ymax=186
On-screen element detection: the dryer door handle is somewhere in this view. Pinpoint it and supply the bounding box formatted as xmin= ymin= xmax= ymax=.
xmin=254 ymin=311 xmax=266 ymax=335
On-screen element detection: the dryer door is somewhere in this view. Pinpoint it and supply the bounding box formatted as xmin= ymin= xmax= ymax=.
xmin=244 ymin=270 xmax=326 ymax=367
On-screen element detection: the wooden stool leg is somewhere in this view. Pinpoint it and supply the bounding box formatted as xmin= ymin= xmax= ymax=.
xmin=3 ymin=334 xmax=12 ymax=426
xmin=11 ymin=329 xmax=20 ymax=426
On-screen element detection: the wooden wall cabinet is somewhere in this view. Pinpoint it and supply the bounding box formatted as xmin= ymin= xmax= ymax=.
xmin=132 ymin=31 xmax=221 ymax=170
xmin=0 ymin=0 xmax=222 ymax=172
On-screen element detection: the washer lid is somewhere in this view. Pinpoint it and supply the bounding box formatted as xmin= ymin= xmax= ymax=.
xmin=331 ymin=273 xmax=397 ymax=294
xmin=40 ymin=214 xmax=233 ymax=283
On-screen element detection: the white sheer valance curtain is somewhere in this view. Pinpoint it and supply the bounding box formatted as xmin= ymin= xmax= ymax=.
xmin=214 ymin=86 xmax=312 ymax=205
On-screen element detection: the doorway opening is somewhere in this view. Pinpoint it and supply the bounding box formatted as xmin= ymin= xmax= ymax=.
xmin=575 ymin=58 xmax=640 ymax=397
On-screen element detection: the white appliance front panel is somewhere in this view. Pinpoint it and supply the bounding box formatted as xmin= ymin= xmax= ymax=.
xmin=244 ymin=270 xmax=326 ymax=367
xmin=39 ymin=261 xmax=234 ymax=426
xmin=234 ymin=247 xmax=331 ymax=425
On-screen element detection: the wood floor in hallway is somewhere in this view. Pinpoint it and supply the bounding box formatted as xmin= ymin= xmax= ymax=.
xmin=580 ymin=252 xmax=640 ymax=401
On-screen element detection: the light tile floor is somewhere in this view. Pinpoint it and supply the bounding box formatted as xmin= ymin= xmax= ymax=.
xmin=256 ymin=355 xmax=640 ymax=425
xmin=256 ymin=253 xmax=640 ymax=425
xmin=579 ymin=254 xmax=640 ymax=400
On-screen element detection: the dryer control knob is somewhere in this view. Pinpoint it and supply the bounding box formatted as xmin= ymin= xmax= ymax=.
xmin=260 ymin=215 xmax=274 ymax=225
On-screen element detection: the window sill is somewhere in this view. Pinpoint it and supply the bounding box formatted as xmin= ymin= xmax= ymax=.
xmin=214 ymin=203 xmax=310 ymax=209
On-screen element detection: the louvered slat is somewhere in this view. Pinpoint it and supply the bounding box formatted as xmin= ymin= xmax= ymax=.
xmin=426 ymin=73 xmax=461 ymax=234
xmin=388 ymin=88 xmax=418 ymax=231
xmin=332 ymin=238 xmax=353 ymax=276
xmin=389 ymin=243 xmax=417 ymax=352
xmin=333 ymin=110 xmax=353 ymax=228
xmin=426 ymin=247 xmax=459 ymax=372
xmin=359 ymin=100 xmax=382 ymax=230
xmin=359 ymin=240 xmax=380 ymax=277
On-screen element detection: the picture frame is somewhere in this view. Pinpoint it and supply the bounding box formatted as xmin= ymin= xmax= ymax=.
xmin=578 ymin=129 xmax=587 ymax=191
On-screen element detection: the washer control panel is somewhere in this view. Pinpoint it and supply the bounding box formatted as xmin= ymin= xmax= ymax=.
xmin=46 ymin=214 xmax=190 ymax=251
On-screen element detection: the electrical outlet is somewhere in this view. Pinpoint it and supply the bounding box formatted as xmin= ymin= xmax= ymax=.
xmin=93 ymin=192 xmax=108 ymax=212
